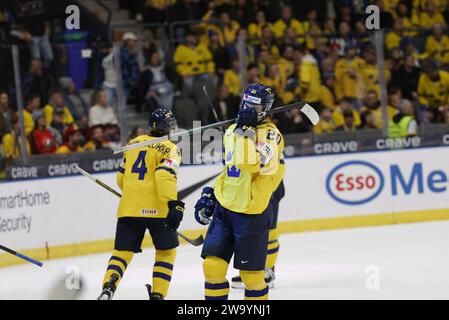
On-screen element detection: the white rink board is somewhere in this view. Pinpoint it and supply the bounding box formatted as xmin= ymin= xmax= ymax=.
xmin=280 ymin=146 xmax=449 ymax=221
xmin=0 ymin=146 xmax=448 ymax=252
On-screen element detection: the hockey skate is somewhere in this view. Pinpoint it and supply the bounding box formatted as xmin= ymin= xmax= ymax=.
xmin=146 ymin=284 xmax=164 ymax=300
xmin=97 ymin=274 xmax=119 ymax=300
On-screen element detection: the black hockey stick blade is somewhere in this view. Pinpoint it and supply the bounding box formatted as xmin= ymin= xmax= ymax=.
xmin=177 ymin=233 xmax=204 ymax=246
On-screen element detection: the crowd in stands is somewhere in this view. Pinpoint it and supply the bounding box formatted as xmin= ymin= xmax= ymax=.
xmin=125 ymin=0 xmax=449 ymax=137
xmin=1 ymin=0 xmax=449 ymax=163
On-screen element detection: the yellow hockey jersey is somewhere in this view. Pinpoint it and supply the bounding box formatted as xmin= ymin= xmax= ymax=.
xmin=116 ymin=135 xmax=180 ymax=219
xmin=214 ymin=120 xmax=284 ymax=215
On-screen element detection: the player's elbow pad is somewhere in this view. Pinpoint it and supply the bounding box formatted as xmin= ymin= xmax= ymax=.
xmin=155 ymin=169 xmax=178 ymax=200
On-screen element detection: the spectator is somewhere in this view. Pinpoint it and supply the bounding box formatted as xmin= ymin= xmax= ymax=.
xmin=208 ymin=30 xmax=230 ymax=77
xmin=84 ymin=125 xmax=111 ymax=151
xmin=120 ymin=32 xmax=140 ymax=99
xmin=209 ymin=84 xmax=239 ymax=122
xmin=129 ymin=126 xmax=147 ymax=140
xmin=22 ymin=59 xmax=54 ymax=103
xmin=313 ymin=108 xmax=337 ymax=134
xmin=396 ymin=1 xmax=419 ymax=36
xmin=0 ymin=90 xmax=12 ymax=136
xmin=389 ymin=99 xmax=418 ymax=137
xmin=103 ymin=124 xmax=121 ymax=148
xmin=261 ymin=64 xmax=284 ymax=99
xmin=424 ymin=23 xmax=449 ymax=65
xmin=59 ymin=77 xmax=88 ymax=121
xmin=248 ymin=10 xmax=272 ymax=39
xmin=294 ymin=45 xmax=322 ymax=111
xmin=390 ymin=54 xmax=420 ymax=100
xmin=43 ymin=88 xmax=74 ymax=127
xmin=320 ymin=72 xmax=336 ymax=110
xmin=88 ymin=90 xmax=118 ymax=127
xmin=219 ymin=11 xmax=240 ymax=44
xmin=174 ymin=30 xmax=216 ymax=95
xmin=335 ymin=110 xmax=358 ymax=132
xmin=23 ymin=93 xmax=41 ymax=136
xmin=303 ymin=9 xmax=322 ymax=49
xmin=2 ymin=113 xmax=30 ymax=163
xmin=50 ymin=109 xmax=65 ymax=144
xmin=102 ymin=43 xmax=118 ymax=108
xmin=334 ymin=42 xmax=365 ymax=104
xmin=362 ymin=45 xmax=391 ymax=98
xmin=330 ymin=21 xmax=355 ymax=56
xmin=278 ymin=44 xmax=295 ymax=85
xmin=278 ymin=107 xmax=311 ymax=134
xmin=13 ymin=0 xmax=53 ymax=68
xmin=418 ymin=60 xmax=449 ymax=122
xmin=29 ymin=110 xmax=58 ymax=154
xmin=228 ymin=28 xmax=257 ymax=64
xmin=419 ymin=0 xmax=446 ymax=29
xmin=375 ymin=0 xmax=394 ymax=29
xmin=359 ymin=110 xmax=379 ymax=130
xmin=136 ymin=51 xmax=175 ymax=113
xmin=386 ymin=18 xmax=405 ymax=51
xmin=257 ymin=25 xmax=280 ymax=61
xmin=246 ymin=63 xmax=260 ymax=83
xmin=56 ymin=124 xmax=84 ymax=154
xmin=223 ymin=57 xmax=241 ymax=96
xmin=333 ymin=97 xmax=362 ymax=128
xmin=360 ymin=90 xmax=382 ymax=128
xmin=273 ymin=5 xmax=305 ymax=42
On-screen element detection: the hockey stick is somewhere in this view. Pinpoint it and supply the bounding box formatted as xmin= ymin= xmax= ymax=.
xmin=0 ymin=244 xmax=43 ymax=267
xmin=75 ymin=165 xmax=204 ymax=246
xmin=202 ymin=85 xmax=220 ymax=123
xmin=112 ymin=101 xmax=319 ymax=154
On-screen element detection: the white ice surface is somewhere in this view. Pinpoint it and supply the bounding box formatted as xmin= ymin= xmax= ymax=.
xmin=1 ymin=220 xmax=449 ymax=300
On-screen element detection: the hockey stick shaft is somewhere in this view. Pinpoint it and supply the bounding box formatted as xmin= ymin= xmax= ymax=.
xmin=75 ymin=165 xmax=204 ymax=246
xmin=113 ymin=101 xmax=318 ymax=154
xmin=0 ymin=244 xmax=43 ymax=267
xmin=202 ymin=85 xmax=220 ymax=122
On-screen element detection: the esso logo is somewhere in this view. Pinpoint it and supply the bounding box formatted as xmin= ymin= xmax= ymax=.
xmin=326 ymin=160 xmax=384 ymax=205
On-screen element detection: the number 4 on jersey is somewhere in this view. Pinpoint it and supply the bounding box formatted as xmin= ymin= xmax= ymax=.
xmin=132 ymin=150 xmax=148 ymax=180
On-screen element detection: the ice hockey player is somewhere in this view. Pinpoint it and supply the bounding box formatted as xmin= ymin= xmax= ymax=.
xmin=98 ymin=108 xmax=184 ymax=300
xmin=231 ymin=117 xmax=285 ymax=289
xmin=194 ymin=83 xmax=282 ymax=300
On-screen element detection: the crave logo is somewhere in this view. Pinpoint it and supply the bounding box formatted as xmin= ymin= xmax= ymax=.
xmin=326 ymin=160 xmax=384 ymax=205
xmin=326 ymin=160 xmax=448 ymax=205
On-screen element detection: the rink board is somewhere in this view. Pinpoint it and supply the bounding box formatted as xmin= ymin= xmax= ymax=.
xmin=1 ymin=146 xmax=449 ymax=267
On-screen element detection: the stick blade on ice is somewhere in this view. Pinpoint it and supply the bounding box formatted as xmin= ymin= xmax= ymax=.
xmin=300 ymin=103 xmax=320 ymax=126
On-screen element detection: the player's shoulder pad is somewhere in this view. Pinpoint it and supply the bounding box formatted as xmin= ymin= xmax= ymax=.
xmin=259 ymin=119 xmax=280 ymax=133
xmin=127 ymin=134 xmax=150 ymax=146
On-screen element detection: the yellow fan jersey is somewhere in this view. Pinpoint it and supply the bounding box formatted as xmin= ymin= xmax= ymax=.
xmin=116 ymin=135 xmax=180 ymax=219
xmin=418 ymin=70 xmax=449 ymax=108
xmin=214 ymin=120 xmax=284 ymax=215
xmin=334 ymin=57 xmax=365 ymax=101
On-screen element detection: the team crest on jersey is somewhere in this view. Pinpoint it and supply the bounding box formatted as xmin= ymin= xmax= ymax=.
xmin=141 ymin=208 xmax=158 ymax=215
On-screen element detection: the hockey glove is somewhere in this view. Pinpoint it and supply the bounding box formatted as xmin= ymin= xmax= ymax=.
xmin=165 ymin=200 xmax=185 ymax=231
xmin=194 ymin=187 xmax=216 ymax=225
xmin=236 ymin=105 xmax=258 ymax=128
